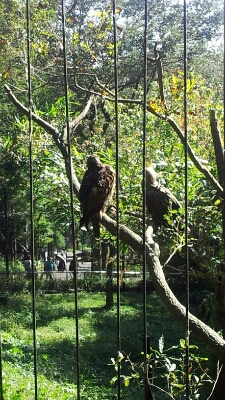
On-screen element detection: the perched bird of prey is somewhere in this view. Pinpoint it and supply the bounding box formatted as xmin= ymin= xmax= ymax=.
xmin=144 ymin=166 xmax=181 ymax=232
xmin=78 ymin=155 xmax=115 ymax=238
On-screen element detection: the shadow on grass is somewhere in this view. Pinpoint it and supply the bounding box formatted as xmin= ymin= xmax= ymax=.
xmin=1 ymin=290 xmax=213 ymax=399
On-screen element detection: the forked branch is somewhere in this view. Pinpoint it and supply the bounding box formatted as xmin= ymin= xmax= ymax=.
xmin=4 ymin=84 xmax=225 ymax=361
xmin=74 ymin=74 xmax=224 ymax=198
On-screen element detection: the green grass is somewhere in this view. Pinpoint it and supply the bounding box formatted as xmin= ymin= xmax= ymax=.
xmin=0 ymin=291 xmax=212 ymax=399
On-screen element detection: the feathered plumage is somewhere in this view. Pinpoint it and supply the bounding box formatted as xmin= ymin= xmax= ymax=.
xmin=78 ymin=155 xmax=115 ymax=237
xmin=144 ymin=166 xmax=181 ymax=232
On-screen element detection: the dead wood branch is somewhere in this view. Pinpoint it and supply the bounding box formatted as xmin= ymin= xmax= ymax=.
xmin=4 ymin=84 xmax=81 ymax=196
xmin=61 ymin=93 xmax=94 ymax=142
xmin=5 ymin=84 xmax=225 ymax=361
xmin=101 ymin=213 xmax=225 ymax=360
xmin=210 ymin=109 xmax=224 ymax=187
xmin=73 ymin=74 xmax=224 ymax=198
xmin=154 ymin=42 xmax=167 ymax=111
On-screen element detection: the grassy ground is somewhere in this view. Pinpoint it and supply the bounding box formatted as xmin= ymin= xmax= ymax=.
xmin=0 ymin=290 xmax=213 ymax=399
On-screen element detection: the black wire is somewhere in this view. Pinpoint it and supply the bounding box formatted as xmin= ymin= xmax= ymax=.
xmin=61 ymin=2 xmax=80 ymax=399
xmin=143 ymin=1 xmax=150 ymax=399
xmin=4 ymin=188 xmax=9 ymax=280
xmin=183 ymin=1 xmax=190 ymax=398
xmin=26 ymin=1 xmax=38 ymax=398
xmin=0 ymin=189 xmax=9 ymax=398
xmin=0 ymin=320 xmax=3 ymax=400
xmin=223 ymin=0 xmax=225 ymax=235
xmin=112 ymin=1 xmax=121 ymax=398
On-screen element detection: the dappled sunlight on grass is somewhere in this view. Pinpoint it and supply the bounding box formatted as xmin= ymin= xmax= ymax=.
xmin=2 ymin=362 xmax=77 ymax=400
xmin=0 ymin=291 xmax=208 ymax=399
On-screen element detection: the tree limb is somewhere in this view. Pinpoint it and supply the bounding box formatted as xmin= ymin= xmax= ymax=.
xmin=154 ymin=42 xmax=167 ymax=111
xmin=60 ymin=93 xmax=94 ymax=142
xmin=210 ymin=109 xmax=224 ymax=187
xmin=4 ymin=84 xmax=81 ymax=196
xmin=5 ymin=84 xmax=225 ymax=360
xmin=73 ymin=77 xmax=224 ymax=198
xmin=101 ymin=213 xmax=225 ymax=360
xmin=165 ymin=115 xmax=224 ymax=198
xmin=4 ymin=85 xmax=60 ymax=138
xmin=70 ymin=93 xmax=95 ymax=133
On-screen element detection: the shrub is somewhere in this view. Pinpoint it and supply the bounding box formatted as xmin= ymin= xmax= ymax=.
xmin=109 ymin=335 xmax=213 ymax=399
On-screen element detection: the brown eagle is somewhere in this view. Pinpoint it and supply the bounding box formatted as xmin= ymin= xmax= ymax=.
xmin=144 ymin=166 xmax=181 ymax=232
xmin=78 ymin=155 xmax=115 ymax=237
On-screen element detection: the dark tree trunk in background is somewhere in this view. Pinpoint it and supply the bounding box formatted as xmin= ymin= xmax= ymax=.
xmin=103 ymin=241 xmax=114 ymax=308
xmin=91 ymin=237 xmax=101 ymax=271
xmin=213 ymin=225 xmax=225 ymax=398
xmin=5 ymin=85 xmax=225 ymax=397
xmin=209 ymin=110 xmax=225 ymax=398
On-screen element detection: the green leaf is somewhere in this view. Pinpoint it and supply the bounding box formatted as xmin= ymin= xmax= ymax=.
xmin=110 ymin=376 xmax=118 ymax=385
xmin=214 ymin=199 xmax=221 ymax=205
xmin=123 ymin=377 xmax=130 ymax=387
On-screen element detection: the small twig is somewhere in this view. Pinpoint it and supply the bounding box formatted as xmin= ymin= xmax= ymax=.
xmin=149 ymin=382 xmax=174 ymax=399
xmin=210 ymin=109 xmax=224 ymax=186
xmin=163 ymin=244 xmax=185 ymax=268
xmin=77 ymin=73 xmax=116 ymax=97
xmin=68 ymin=93 xmax=94 ymax=135
xmin=154 ymin=42 xmax=167 ymax=112
xmin=206 ymin=361 xmax=223 ymax=400
xmin=166 ymin=115 xmax=224 ymax=198
xmin=74 ymin=73 xmax=224 ymax=198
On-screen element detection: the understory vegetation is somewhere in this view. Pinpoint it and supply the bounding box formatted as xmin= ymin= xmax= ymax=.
xmin=1 ymin=291 xmax=213 ymax=399
xmin=0 ymin=0 xmax=225 ymax=397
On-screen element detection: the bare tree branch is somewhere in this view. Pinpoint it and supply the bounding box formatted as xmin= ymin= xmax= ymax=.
xmin=163 ymin=244 xmax=184 ymax=267
xmin=73 ymin=76 xmax=224 ymax=198
xmin=75 ymin=73 xmax=116 ymax=97
xmin=166 ymin=115 xmax=224 ymax=198
xmin=154 ymin=42 xmax=167 ymax=111
xmin=4 ymin=84 xmax=81 ymax=196
xmin=101 ymin=213 xmax=225 ymax=360
xmin=4 ymin=84 xmax=225 ymax=360
xmin=210 ymin=109 xmax=224 ymax=187
xmin=4 ymin=85 xmax=60 ymax=137
xmin=61 ymin=93 xmax=94 ymax=142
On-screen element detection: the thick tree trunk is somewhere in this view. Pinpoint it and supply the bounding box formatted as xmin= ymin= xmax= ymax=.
xmin=91 ymin=238 xmax=101 ymax=271
xmin=105 ymin=273 xmax=114 ymax=308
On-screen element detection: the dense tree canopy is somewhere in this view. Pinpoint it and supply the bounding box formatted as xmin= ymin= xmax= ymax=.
xmin=0 ymin=0 xmax=223 ymax=265
xmin=1 ymin=2 xmax=225 ymax=395
xmin=0 ymin=0 xmax=223 ymax=254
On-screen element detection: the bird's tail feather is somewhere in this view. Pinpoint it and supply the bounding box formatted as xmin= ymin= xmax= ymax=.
xmin=91 ymin=215 xmax=100 ymax=238
xmin=79 ymin=215 xmax=89 ymax=230
xmin=79 ymin=214 xmax=100 ymax=238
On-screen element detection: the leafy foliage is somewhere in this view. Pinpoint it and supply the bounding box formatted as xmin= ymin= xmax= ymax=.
xmin=0 ymin=1 xmax=224 ymax=395
xmin=1 ymin=292 xmax=213 ymax=399
xmin=110 ymin=335 xmax=213 ymax=399
xmin=0 ymin=0 xmax=223 ymax=257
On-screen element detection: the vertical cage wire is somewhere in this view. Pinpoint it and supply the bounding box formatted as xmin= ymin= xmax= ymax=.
xmin=61 ymin=1 xmax=81 ymax=398
xmin=26 ymin=0 xmax=38 ymax=398
xmin=142 ymin=1 xmax=152 ymax=399
xmin=112 ymin=1 xmax=122 ymax=398
xmin=0 ymin=317 xmax=2 ymax=400
xmin=223 ymin=0 xmax=225 ymax=243
xmin=183 ymin=0 xmax=190 ymax=397
xmin=0 ymin=1 xmax=195 ymax=398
